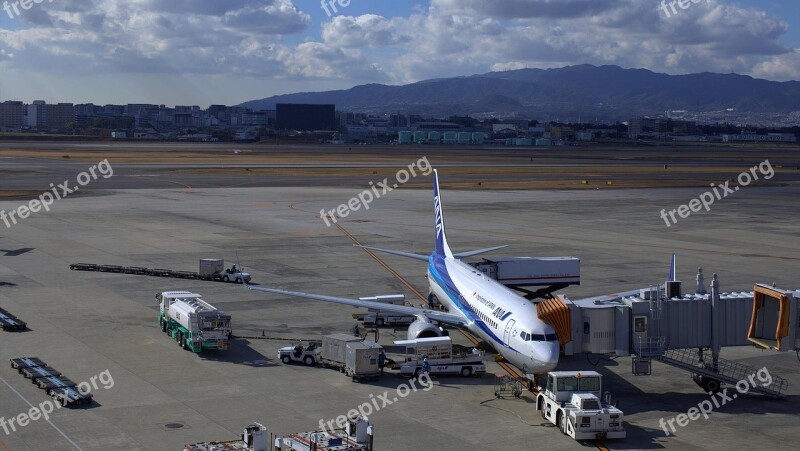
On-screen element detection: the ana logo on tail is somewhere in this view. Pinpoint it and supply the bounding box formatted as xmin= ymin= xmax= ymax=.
xmin=434 ymin=195 xmax=444 ymax=239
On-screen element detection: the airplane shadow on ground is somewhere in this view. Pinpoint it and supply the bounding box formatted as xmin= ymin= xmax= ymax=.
xmin=198 ymin=338 xmax=275 ymax=367
xmin=0 ymin=248 xmax=35 ymax=257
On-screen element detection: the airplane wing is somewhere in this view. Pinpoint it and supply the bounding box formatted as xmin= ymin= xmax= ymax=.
xmin=454 ymin=245 xmax=508 ymax=259
xmin=354 ymin=244 xmax=509 ymax=261
xmin=243 ymin=283 xmax=468 ymax=327
xmin=354 ymin=245 xmax=429 ymax=261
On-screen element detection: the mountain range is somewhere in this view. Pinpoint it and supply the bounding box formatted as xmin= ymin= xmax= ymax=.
xmin=240 ymin=65 xmax=800 ymax=122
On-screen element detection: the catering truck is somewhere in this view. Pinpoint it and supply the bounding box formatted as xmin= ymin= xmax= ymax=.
xmin=157 ymin=291 xmax=232 ymax=353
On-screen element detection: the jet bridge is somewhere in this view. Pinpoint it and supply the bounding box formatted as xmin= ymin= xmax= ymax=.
xmin=557 ymin=269 xmax=796 ymax=399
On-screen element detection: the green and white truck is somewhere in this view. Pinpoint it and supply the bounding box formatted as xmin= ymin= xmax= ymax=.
xmin=157 ymin=291 xmax=232 ymax=353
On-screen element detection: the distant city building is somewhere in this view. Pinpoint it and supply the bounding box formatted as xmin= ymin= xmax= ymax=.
xmin=722 ymin=133 xmax=796 ymax=143
xmin=628 ymin=117 xmax=696 ymax=139
xmin=276 ymin=104 xmax=336 ymax=131
xmin=549 ymin=126 xmax=575 ymax=140
xmin=492 ymin=124 xmax=516 ymax=133
xmin=414 ymin=121 xmax=461 ymax=132
xmin=628 ymin=118 xmax=655 ymax=139
xmin=27 ymin=101 xmax=75 ymax=130
xmin=0 ymin=101 xmax=25 ymax=129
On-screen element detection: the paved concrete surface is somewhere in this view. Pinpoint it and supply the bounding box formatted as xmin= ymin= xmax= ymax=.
xmin=0 ymin=144 xmax=798 ymax=450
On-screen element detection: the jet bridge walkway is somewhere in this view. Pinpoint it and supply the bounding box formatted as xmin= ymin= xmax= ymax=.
xmin=564 ymin=268 xmax=796 ymax=399
xmin=632 ymin=338 xmax=788 ymax=399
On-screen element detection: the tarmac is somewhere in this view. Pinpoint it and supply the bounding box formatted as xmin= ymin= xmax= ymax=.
xmin=0 ymin=142 xmax=799 ymax=450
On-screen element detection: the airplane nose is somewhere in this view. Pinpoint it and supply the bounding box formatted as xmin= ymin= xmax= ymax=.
xmin=535 ymin=342 xmax=559 ymax=373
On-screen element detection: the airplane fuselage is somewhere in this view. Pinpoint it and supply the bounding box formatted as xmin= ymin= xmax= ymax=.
xmin=427 ymin=254 xmax=559 ymax=374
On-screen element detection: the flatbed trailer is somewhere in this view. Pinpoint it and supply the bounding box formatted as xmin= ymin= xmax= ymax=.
xmin=35 ymin=375 xmax=77 ymax=391
xmin=50 ymin=386 xmax=93 ymax=407
xmin=10 ymin=357 xmax=47 ymax=370
xmin=0 ymin=307 xmax=27 ymax=331
xmin=70 ymin=259 xmax=251 ymax=284
xmin=21 ymin=366 xmax=62 ymax=380
xmin=7 ymin=357 xmax=93 ymax=407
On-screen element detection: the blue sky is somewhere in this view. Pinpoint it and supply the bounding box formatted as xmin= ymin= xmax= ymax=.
xmin=0 ymin=0 xmax=798 ymax=106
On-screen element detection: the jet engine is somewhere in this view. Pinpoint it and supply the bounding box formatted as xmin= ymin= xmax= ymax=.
xmin=407 ymin=316 xmax=444 ymax=339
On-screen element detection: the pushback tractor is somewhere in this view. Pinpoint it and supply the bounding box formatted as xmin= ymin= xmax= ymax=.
xmin=537 ymin=371 xmax=625 ymax=440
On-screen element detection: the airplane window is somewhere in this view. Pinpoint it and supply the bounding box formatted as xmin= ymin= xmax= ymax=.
xmin=546 ymin=333 xmax=558 ymax=341
xmin=532 ymin=334 xmax=546 ymax=341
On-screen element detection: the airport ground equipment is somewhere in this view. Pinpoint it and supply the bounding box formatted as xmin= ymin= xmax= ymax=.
xmin=157 ymin=291 xmax=232 ymax=353
xmin=536 ymin=371 xmax=625 ymax=440
xmin=199 ymin=258 xmax=251 ymax=283
xmin=557 ymin=268 xmax=794 ymax=398
xmin=394 ymin=336 xmax=486 ymax=377
xmin=21 ymin=365 xmax=62 ymax=381
xmin=50 ymin=386 xmax=93 ymax=407
xmin=319 ymin=334 xmax=383 ymax=382
xmin=69 ymin=258 xmax=251 ymax=283
xmin=184 ymin=423 xmax=269 ymax=451
xmin=352 ymin=294 xmax=414 ymax=326
xmin=0 ymin=307 xmax=27 ymax=331
xmin=469 ymin=257 xmax=580 ymax=299
xmin=10 ymin=357 xmax=47 ymax=371
xmin=278 ymin=342 xmax=321 ymax=366
xmin=493 ymin=374 xmax=523 ymax=398
xmin=277 ymin=416 xmax=374 ymax=451
xmin=8 ymin=357 xmax=93 ymax=407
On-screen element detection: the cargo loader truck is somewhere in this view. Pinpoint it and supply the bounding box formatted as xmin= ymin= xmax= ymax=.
xmin=157 ymin=291 xmax=232 ymax=353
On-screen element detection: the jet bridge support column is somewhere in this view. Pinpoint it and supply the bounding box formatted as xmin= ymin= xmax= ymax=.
xmin=709 ymin=273 xmax=721 ymax=372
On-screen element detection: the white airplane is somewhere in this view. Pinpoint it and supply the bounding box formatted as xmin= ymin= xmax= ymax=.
xmin=244 ymin=169 xmax=559 ymax=374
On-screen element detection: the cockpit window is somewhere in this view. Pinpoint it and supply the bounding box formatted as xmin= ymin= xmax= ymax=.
xmin=521 ymin=332 xmax=560 ymax=342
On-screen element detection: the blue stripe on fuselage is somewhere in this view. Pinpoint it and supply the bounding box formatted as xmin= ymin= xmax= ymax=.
xmin=428 ymin=255 xmax=518 ymax=353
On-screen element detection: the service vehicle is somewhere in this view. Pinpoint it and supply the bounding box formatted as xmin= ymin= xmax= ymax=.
xmin=394 ymin=336 xmax=486 ymax=377
xmin=536 ymin=371 xmax=625 ymax=440
xmin=157 ymin=291 xmax=232 ymax=353
xmin=199 ymin=259 xmax=251 ymax=284
xmin=278 ymin=342 xmax=320 ymax=366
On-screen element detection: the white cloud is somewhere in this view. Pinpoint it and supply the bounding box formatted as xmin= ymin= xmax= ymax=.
xmin=0 ymin=0 xmax=797 ymax=104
